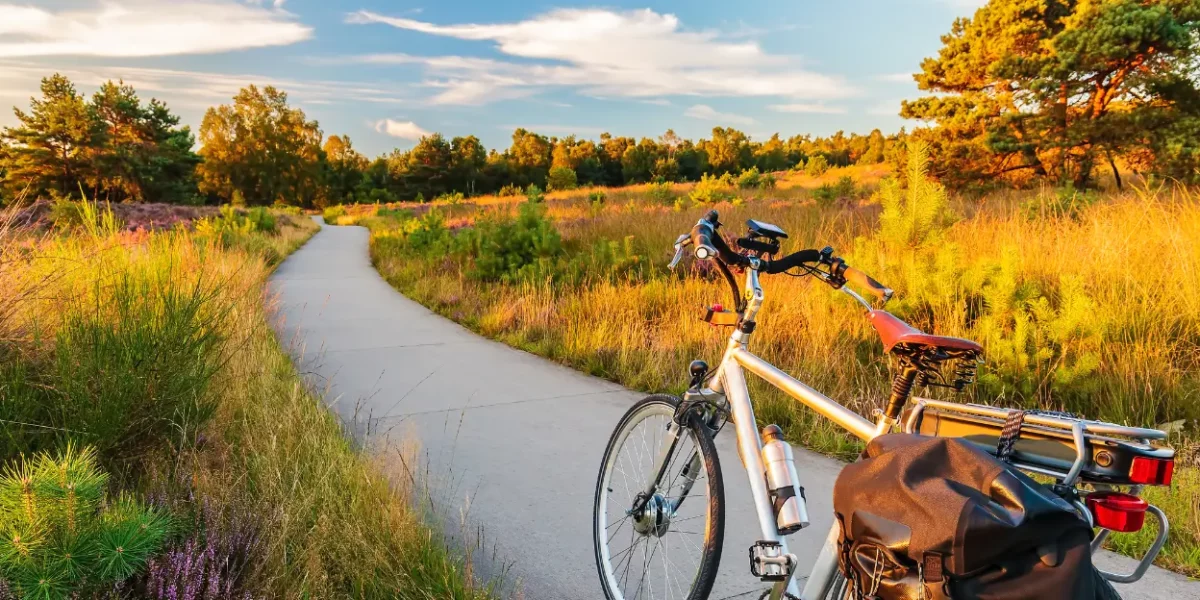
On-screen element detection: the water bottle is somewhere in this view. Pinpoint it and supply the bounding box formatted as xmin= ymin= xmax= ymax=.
xmin=761 ymin=425 xmax=809 ymax=534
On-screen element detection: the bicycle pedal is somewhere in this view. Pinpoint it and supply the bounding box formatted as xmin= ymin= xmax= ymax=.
xmin=748 ymin=540 xmax=796 ymax=582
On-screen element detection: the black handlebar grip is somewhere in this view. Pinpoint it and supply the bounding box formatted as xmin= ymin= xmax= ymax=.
xmin=690 ymin=215 xmax=718 ymax=260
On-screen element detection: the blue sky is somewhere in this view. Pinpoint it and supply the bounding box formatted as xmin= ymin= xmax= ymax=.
xmin=0 ymin=0 xmax=985 ymax=156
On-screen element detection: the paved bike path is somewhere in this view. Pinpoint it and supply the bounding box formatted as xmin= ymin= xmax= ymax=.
xmin=269 ymin=219 xmax=1193 ymax=599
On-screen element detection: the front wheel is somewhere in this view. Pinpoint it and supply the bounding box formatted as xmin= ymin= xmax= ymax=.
xmin=593 ymin=394 xmax=725 ymax=600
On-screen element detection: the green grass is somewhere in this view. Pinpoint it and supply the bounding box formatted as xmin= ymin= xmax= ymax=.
xmin=350 ymin=167 xmax=1200 ymax=578
xmin=1 ymin=203 xmax=493 ymax=598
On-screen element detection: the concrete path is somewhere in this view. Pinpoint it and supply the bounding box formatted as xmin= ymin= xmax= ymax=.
xmin=268 ymin=219 xmax=1194 ymax=599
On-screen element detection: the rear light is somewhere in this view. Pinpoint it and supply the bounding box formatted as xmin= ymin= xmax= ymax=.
xmin=1087 ymin=492 xmax=1148 ymax=533
xmin=1129 ymin=456 xmax=1174 ymax=486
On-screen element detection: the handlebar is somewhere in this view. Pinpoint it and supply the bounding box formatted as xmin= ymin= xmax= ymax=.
xmin=671 ymin=209 xmax=893 ymax=307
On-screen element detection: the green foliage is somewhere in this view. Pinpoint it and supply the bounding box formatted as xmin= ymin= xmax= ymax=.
xmin=688 ymin=173 xmax=735 ymax=205
xmin=646 ymin=181 xmax=675 ymax=205
xmin=0 ymin=75 xmax=199 ymax=203
xmin=435 ymin=191 xmax=465 ymax=205
xmin=903 ymin=0 xmax=1200 ymax=187
xmin=197 ymin=85 xmax=324 ymax=207
xmin=735 ymin=166 xmax=763 ymax=189
xmin=498 ymin=184 xmax=523 ymax=197
xmin=525 ymin=184 xmax=545 ymax=203
xmin=1022 ymin=185 xmax=1101 ymax=221
xmin=0 ymin=445 xmax=170 ymax=598
xmin=812 ymin=176 xmax=859 ymax=208
xmin=466 ymin=202 xmax=562 ymax=282
xmin=804 ymin=154 xmax=830 ymax=177
xmin=546 ymin=166 xmax=578 ymax=191
xmin=49 ymin=197 xmax=123 ymax=234
xmin=877 ymin=143 xmax=950 ymax=250
xmin=323 ymin=205 xmax=347 ymax=222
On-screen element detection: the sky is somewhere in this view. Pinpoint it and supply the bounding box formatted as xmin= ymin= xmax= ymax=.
xmin=0 ymin=0 xmax=987 ymax=157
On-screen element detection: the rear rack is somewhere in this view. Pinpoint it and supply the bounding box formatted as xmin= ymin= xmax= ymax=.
xmin=903 ymin=398 xmax=1173 ymax=585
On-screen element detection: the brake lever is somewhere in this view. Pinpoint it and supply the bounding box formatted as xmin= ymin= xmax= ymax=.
xmin=669 ymin=233 xmax=690 ymax=270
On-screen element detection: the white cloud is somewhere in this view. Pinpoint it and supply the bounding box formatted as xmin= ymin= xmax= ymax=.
xmin=343 ymin=8 xmax=854 ymax=106
xmin=0 ymin=1 xmax=311 ymax=58
xmin=639 ymin=99 xmax=673 ymax=106
xmin=876 ymin=73 xmax=916 ymax=83
xmin=684 ymin=104 xmax=754 ymax=126
xmin=374 ymin=119 xmax=430 ymax=140
xmin=767 ymin=103 xmax=846 ymax=114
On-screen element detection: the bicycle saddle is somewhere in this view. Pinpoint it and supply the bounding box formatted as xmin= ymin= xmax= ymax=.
xmin=869 ymin=310 xmax=982 ymax=355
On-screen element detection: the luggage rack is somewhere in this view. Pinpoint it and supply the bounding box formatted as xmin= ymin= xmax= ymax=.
xmin=903 ymin=398 xmax=1174 ymax=585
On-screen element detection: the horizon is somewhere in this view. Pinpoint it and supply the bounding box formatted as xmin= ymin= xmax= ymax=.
xmin=0 ymin=0 xmax=984 ymax=156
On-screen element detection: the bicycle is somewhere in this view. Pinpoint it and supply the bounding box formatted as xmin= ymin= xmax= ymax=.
xmin=592 ymin=210 xmax=1175 ymax=600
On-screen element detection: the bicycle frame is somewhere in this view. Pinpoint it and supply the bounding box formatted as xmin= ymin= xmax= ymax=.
xmin=676 ymin=263 xmax=889 ymax=599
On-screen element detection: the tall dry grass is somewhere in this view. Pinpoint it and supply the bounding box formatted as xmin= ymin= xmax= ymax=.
xmin=1 ymin=206 xmax=494 ymax=598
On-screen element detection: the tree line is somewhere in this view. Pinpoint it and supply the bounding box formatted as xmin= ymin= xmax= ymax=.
xmin=1 ymin=0 xmax=1196 ymax=206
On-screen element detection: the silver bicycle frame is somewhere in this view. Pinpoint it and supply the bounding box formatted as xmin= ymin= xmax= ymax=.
xmin=700 ymin=264 xmax=886 ymax=600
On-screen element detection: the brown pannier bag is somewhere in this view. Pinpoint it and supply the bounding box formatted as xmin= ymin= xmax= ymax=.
xmin=833 ymin=434 xmax=1116 ymax=599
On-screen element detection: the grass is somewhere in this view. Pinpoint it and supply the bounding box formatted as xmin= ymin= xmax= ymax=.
xmin=339 ymin=159 xmax=1200 ymax=577
xmin=1 ymin=202 xmax=494 ymax=598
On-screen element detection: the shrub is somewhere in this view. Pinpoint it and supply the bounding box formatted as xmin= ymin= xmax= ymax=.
xmin=435 ymin=191 xmax=465 ymax=205
xmin=547 ymin=166 xmax=578 ymax=191
xmin=646 ymin=181 xmax=675 ymax=204
xmin=805 ymin=154 xmax=830 ymax=177
xmin=812 ymin=176 xmax=859 ymax=208
xmin=525 ymin=184 xmax=545 ymax=203
xmin=498 ymin=184 xmax=523 ymax=197
xmin=688 ymin=173 xmax=736 ymax=204
xmin=467 ymin=201 xmax=561 ymax=282
xmin=245 ymin=206 xmax=277 ymax=233
xmin=50 ymin=197 xmax=122 ymax=234
xmin=876 ymin=143 xmax=949 ymax=250
xmin=0 ymin=445 xmax=170 ymax=598
xmin=322 ymin=205 xmax=346 ymax=222
xmin=736 ymin=166 xmax=763 ymax=189
xmin=1022 ymin=185 xmax=1101 ymax=221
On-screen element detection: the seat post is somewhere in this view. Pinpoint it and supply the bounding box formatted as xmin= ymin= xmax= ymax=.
xmin=885 ymin=364 xmax=920 ymax=421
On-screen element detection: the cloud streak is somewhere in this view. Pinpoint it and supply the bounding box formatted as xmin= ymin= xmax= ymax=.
xmin=0 ymin=1 xmax=311 ymax=58
xmin=767 ymin=103 xmax=847 ymax=114
xmin=684 ymin=104 xmax=755 ymax=126
xmin=343 ymin=8 xmax=855 ymax=106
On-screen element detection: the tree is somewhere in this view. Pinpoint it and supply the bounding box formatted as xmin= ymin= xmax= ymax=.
xmin=600 ymin=134 xmax=635 ymax=185
xmin=903 ymin=0 xmax=1200 ymax=187
xmin=90 ymin=81 xmax=198 ymax=203
xmin=547 ymin=166 xmax=578 ymax=191
xmin=507 ymin=128 xmax=552 ymax=187
xmin=197 ymin=85 xmax=325 ymax=206
xmin=754 ymin=134 xmax=788 ymax=172
xmin=451 ymin=135 xmax=487 ymax=195
xmin=323 ymin=135 xmax=367 ymax=205
xmin=402 ymin=134 xmax=455 ymax=199
xmin=702 ymin=127 xmax=752 ymax=174
xmin=621 ymin=138 xmax=659 ymax=184
xmin=1 ymin=74 xmax=103 ymax=199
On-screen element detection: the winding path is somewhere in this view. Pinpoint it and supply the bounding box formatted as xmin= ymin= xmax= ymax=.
xmin=268 ymin=219 xmax=1193 ymax=599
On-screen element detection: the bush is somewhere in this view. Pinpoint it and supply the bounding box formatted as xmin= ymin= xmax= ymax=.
xmin=547 ymin=166 xmax=578 ymax=191
xmin=50 ymin=197 xmax=123 ymax=234
xmin=498 ymin=184 xmax=523 ymax=197
xmin=434 ymin=191 xmax=465 ymax=205
xmin=736 ymin=166 xmax=763 ymax=189
xmin=525 ymin=184 xmax=545 ymax=203
xmin=246 ymin=206 xmax=277 ymax=233
xmin=688 ymin=173 xmax=736 ymax=204
xmin=812 ymin=176 xmax=859 ymax=208
xmin=805 ymin=154 xmax=830 ymax=177
xmin=646 ymin=181 xmax=675 ymax=204
xmin=1022 ymin=185 xmax=1101 ymax=221
xmin=467 ymin=201 xmax=562 ymax=282
xmin=323 ymin=205 xmax=347 ymax=222
xmin=0 ymin=444 xmax=170 ymax=597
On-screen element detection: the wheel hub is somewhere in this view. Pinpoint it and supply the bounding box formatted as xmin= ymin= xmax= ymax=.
xmin=632 ymin=494 xmax=672 ymax=537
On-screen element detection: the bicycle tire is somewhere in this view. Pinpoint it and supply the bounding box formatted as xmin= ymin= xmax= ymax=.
xmin=593 ymin=394 xmax=725 ymax=600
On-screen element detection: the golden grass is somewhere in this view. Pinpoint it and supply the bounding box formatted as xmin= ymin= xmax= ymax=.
xmin=361 ymin=181 xmax=1200 ymax=576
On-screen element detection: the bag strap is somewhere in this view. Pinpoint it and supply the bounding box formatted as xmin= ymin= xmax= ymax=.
xmin=996 ymin=409 xmax=1026 ymax=462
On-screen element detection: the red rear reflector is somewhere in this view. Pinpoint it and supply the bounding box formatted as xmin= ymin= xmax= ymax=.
xmin=1129 ymin=456 xmax=1174 ymax=486
xmin=1087 ymin=492 xmax=1148 ymax=533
